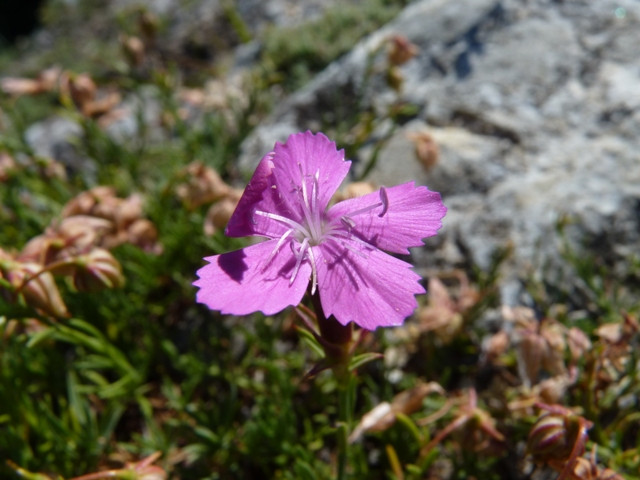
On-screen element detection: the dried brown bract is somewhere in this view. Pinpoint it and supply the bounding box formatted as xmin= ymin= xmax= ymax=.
xmin=2 ymin=260 xmax=70 ymax=319
xmin=204 ymin=190 xmax=243 ymax=236
xmin=407 ymin=131 xmax=439 ymax=169
xmin=417 ymin=271 xmax=480 ymax=344
xmin=504 ymin=306 xmax=568 ymax=387
xmin=0 ymin=152 xmax=17 ymax=181
xmin=419 ymin=388 xmax=505 ymax=457
xmin=175 ymin=161 xmax=232 ymax=209
xmin=0 ymin=66 xmax=62 ymax=97
xmin=60 ymin=72 xmax=121 ymax=119
xmin=60 ymin=187 xmax=161 ymax=253
xmin=387 ymin=34 xmax=419 ymax=66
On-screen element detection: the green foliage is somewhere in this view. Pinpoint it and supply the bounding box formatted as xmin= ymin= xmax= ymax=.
xmin=261 ymin=0 xmax=405 ymax=91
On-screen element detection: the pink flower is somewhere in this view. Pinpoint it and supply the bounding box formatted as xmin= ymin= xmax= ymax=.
xmin=194 ymin=131 xmax=446 ymax=330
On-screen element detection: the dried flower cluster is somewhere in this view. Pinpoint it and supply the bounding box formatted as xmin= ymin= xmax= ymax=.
xmin=0 ymin=186 xmax=160 ymax=319
xmin=173 ymin=161 xmax=243 ymax=236
xmin=362 ymin=271 xmax=635 ymax=478
xmin=1 ymin=67 xmax=122 ymax=122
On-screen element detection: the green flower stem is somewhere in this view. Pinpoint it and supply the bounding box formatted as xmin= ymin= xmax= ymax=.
xmin=310 ymin=291 xmax=356 ymax=479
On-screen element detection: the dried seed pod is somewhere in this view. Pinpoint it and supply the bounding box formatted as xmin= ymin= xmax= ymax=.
xmin=175 ymin=161 xmax=231 ymax=209
xmin=73 ymin=248 xmax=125 ymax=292
xmin=527 ymin=406 xmax=592 ymax=467
xmin=9 ymin=262 xmax=70 ymax=319
xmin=528 ymin=412 xmax=574 ymax=461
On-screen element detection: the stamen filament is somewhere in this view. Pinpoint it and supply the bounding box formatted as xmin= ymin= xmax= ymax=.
xmin=262 ymin=228 xmax=294 ymax=270
xmin=290 ymin=237 xmax=309 ymax=285
xmin=255 ymin=210 xmax=311 ymax=238
xmin=307 ymin=246 xmax=318 ymax=294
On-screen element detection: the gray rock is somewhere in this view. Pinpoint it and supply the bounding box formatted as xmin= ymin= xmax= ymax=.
xmin=25 ymin=116 xmax=97 ymax=184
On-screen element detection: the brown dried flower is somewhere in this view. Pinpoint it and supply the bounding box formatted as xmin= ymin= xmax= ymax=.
xmin=121 ymin=34 xmax=146 ymax=67
xmin=175 ymin=161 xmax=231 ymax=209
xmin=407 ymin=131 xmax=439 ymax=169
xmin=387 ymin=34 xmax=419 ymax=66
xmin=73 ymin=248 xmax=125 ymax=292
xmin=60 ymin=72 xmax=121 ymax=118
xmin=60 ymin=187 xmax=160 ymax=252
xmin=418 ymin=271 xmax=479 ymax=343
xmin=349 ymin=382 xmax=444 ymax=442
xmin=0 ymin=152 xmax=17 ymax=181
xmin=504 ymin=306 xmax=568 ymax=387
xmin=6 ymin=261 xmax=70 ymax=319
xmin=0 ymin=67 xmax=61 ymax=97
xmin=203 ymin=189 xmax=243 ymax=236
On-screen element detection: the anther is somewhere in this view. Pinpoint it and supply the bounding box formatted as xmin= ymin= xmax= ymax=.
xmin=378 ymin=186 xmax=389 ymax=217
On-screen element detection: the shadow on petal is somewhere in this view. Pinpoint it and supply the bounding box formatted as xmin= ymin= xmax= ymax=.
xmin=218 ymin=248 xmax=248 ymax=282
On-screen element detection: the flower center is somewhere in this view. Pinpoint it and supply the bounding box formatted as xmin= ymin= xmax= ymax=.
xmin=254 ymin=168 xmax=388 ymax=294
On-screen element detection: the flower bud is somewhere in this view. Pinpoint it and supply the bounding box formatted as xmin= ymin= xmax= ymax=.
xmin=527 ymin=410 xmax=589 ymax=463
xmin=73 ymin=248 xmax=125 ymax=292
xmin=527 ymin=413 xmax=571 ymax=461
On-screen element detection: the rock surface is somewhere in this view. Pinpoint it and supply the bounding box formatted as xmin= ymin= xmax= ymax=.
xmin=239 ymin=0 xmax=640 ymax=305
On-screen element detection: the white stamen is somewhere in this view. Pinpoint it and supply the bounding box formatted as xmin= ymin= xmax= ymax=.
xmin=289 ymin=237 xmax=309 ymax=285
xmin=255 ymin=210 xmax=311 ymax=237
xmin=262 ymin=228 xmax=294 ymax=269
xmin=307 ymin=246 xmax=318 ymax=294
xmin=255 ymin=175 xmax=391 ymax=292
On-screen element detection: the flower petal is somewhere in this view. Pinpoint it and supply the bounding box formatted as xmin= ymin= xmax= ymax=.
xmin=327 ymin=182 xmax=446 ymax=254
xmin=314 ymin=240 xmax=425 ymax=330
xmin=194 ymin=240 xmax=311 ymax=316
xmin=226 ymin=131 xmax=351 ymax=238
xmin=225 ymin=152 xmax=290 ymax=239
